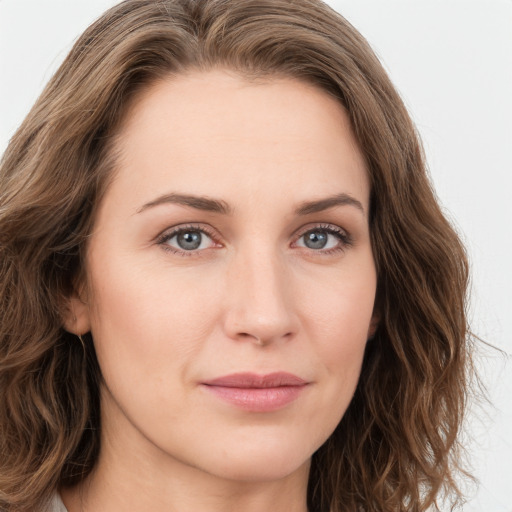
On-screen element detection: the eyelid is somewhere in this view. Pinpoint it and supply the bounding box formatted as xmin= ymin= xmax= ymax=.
xmin=292 ymin=223 xmax=353 ymax=253
xmin=154 ymin=221 xmax=353 ymax=257
xmin=156 ymin=223 xmax=222 ymax=255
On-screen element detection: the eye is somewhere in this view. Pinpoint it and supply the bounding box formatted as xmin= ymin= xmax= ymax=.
xmin=158 ymin=225 xmax=218 ymax=254
xmin=294 ymin=225 xmax=351 ymax=252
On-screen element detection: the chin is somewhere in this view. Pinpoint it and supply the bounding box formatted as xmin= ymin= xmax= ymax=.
xmin=214 ymin=457 xmax=310 ymax=483
xmin=191 ymin=435 xmax=315 ymax=483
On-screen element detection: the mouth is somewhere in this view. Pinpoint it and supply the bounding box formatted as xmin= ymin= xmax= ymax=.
xmin=201 ymin=372 xmax=309 ymax=412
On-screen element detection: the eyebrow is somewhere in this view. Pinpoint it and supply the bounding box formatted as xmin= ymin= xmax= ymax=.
xmin=137 ymin=193 xmax=232 ymax=215
xmin=137 ymin=191 xmax=365 ymax=216
xmin=295 ymin=193 xmax=365 ymax=216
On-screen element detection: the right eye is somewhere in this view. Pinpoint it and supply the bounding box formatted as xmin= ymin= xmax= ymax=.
xmin=158 ymin=225 xmax=219 ymax=255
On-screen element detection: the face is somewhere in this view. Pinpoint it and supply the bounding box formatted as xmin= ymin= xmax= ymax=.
xmin=69 ymin=69 xmax=377 ymax=484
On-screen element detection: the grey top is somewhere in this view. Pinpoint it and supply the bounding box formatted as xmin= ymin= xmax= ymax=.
xmin=46 ymin=493 xmax=68 ymax=512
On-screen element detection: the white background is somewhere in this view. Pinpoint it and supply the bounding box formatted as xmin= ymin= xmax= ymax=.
xmin=1 ymin=1 xmax=511 ymax=510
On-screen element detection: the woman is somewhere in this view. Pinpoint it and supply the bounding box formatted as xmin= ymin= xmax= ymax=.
xmin=0 ymin=1 xmax=471 ymax=511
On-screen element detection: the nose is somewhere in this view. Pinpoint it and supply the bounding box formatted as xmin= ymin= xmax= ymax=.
xmin=222 ymin=249 xmax=299 ymax=346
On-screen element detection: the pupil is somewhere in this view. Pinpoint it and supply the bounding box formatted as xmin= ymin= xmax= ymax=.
xmin=305 ymin=230 xmax=328 ymax=249
xmin=177 ymin=231 xmax=202 ymax=250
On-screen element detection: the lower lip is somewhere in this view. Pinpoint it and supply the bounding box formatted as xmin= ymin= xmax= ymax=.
xmin=202 ymin=384 xmax=307 ymax=412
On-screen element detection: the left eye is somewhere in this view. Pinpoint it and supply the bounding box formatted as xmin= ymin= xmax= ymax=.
xmin=163 ymin=229 xmax=215 ymax=251
xmin=296 ymin=228 xmax=344 ymax=250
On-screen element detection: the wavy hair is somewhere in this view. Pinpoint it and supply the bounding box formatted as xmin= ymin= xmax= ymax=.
xmin=0 ymin=1 xmax=472 ymax=510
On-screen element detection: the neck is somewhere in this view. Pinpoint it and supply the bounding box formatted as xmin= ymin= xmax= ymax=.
xmin=62 ymin=456 xmax=310 ymax=512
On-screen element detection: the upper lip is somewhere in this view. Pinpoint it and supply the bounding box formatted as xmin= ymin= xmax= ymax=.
xmin=202 ymin=372 xmax=308 ymax=388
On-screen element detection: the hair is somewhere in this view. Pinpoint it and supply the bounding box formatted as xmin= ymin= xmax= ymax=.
xmin=0 ymin=1 xmax=472 ymax=511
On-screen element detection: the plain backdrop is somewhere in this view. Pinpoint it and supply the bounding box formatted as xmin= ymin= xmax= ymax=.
xmin=1 ymin=1 xmax=511 ymax=510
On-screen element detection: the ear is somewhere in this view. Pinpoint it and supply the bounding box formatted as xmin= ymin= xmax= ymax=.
xmin=61 ymin=285 xmax=91 ymax=336
xmin=367 ymin=312 xmax=380 ymax=340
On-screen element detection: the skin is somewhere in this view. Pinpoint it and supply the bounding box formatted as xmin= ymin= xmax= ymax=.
xmin=63 ymin=68 xmax=378 ymax=512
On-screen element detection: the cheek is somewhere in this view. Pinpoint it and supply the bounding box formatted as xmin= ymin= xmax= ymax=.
xmin=315 ymin=301 xmax=370 ymax=396
xmin=300 ymin=261 xmax=376 ymax=401
xmin=301 ymin=260 xmax=376 ymax=347
xmin=85 ymin=250 xmax=220 ymax=390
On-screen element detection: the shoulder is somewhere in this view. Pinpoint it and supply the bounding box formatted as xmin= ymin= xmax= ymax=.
xmin=42 ymin=493 xmax=69 ymax=512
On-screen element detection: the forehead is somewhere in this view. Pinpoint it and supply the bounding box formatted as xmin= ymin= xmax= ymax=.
xmin=107 ymin=68 xmax=369 ymax=214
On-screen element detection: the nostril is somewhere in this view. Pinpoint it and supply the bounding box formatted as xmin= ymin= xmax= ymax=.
xmin=237 ymin=332 xmax=264 ymax=345
xmin=235 ymin=330 xmax=295 ymax=346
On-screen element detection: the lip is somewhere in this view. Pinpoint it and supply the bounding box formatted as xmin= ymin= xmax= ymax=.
xmin=201 ymin=372 xmax=309 ymax=412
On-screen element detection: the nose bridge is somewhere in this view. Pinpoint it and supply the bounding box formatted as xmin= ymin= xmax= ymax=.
xmin=224 ymin=243 xmax=296 ymax=343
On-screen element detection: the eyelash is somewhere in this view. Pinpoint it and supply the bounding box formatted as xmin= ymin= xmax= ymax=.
xmin=295 ymin=223 xmax=354 ymax=256
xmin=156 ymin=223 xmax=353 ymax=256
xmin=156 ymin=223 xmax=220 ymax=257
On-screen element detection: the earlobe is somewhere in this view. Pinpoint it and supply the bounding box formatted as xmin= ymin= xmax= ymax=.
xmin=367 ymin=313 xmax=380 ymax=340
xmin=62 ymin=287 xmax=91 ymax=335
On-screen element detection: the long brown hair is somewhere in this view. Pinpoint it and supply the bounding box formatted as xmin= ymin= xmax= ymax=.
xmin=0 ymin=1 xmax=472 ymax=510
